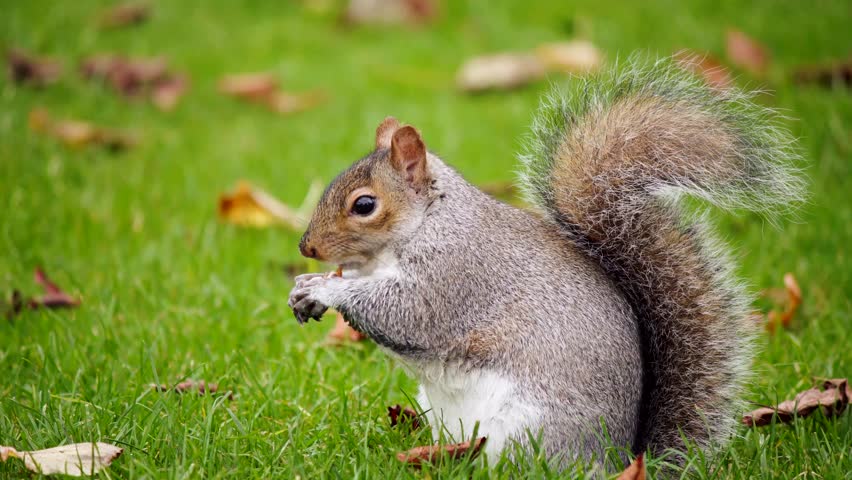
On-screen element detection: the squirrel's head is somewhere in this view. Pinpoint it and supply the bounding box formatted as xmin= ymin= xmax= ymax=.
xmin=298 ymin=117 xmax=432 ymax=270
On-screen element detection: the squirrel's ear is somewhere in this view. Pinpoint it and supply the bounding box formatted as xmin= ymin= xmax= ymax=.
xmin=390 ymin=125 xmax=429 ymax=192
xmin=375 ymin=116 xmax=401 ymax=150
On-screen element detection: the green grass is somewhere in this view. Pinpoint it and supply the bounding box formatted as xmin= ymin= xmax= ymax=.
xmin=1 ymin=0 xmax=850 ymax=478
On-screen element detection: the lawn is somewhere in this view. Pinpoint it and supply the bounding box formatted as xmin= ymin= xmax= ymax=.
xmin=1 ymin=0 xmax=850 ymax=478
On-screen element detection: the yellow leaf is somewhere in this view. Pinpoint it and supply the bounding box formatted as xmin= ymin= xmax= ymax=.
xmin=218 ymin=181 xmax=311 ymax=229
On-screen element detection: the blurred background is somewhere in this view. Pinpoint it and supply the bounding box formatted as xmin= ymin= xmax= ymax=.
xmin=1 ymin=0 xmax=850 ymax=477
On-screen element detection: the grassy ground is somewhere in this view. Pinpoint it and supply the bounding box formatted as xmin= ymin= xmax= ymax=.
xmin=1 ymin=0 xmax=850 ymax=478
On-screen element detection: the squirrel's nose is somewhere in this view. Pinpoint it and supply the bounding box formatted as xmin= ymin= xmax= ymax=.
xmin=299 ymin=236 xmax=318 ymax=259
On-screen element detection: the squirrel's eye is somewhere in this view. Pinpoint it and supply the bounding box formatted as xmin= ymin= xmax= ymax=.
xmin=351 ymin=195 xmax=377 ymax=216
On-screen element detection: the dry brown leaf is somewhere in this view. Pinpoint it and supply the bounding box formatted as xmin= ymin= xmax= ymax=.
xmin=51 ymin=120 xmax=100 ymax=147
xmin=388 ymin=404 xmax=421 ymax=429
xmin=0 ymin=442 xmax=122 ymax=476
xmin=325 ymin=311 xmax=366 ymax=344
xmin=344 ymin=0 xmax=438 ymax=26
xmin=33 ymin=267 xmax=80 ymax=308
xmin=150 ymin=379 xmax=234 ymax=400
xmin=219 ymin=73 xmax=280 ymax=100
xmin=535 ymin=40 xmax=602 ymax=74
xmin=726 ymin=29 xmax=769 ymax=76
xmin=396 ymin=437 xmax=486 ymax=467
xmin=616 ymin=454 xmax=646 ymax=480
xmin=822 ymin=378 xmax=852 ymax=399
xmin=219 ymin=73 xmax=325 ymax=114
xmin=81 ymin=55 xmax=168 ymax=95
xmin=219 ymin=73 xmax=325 ymax=115
xmin=793 ymin=59 xmax=852 ymax=88
xmin=458 ymin=40 xmax=602 ymax=93
xmin=99 ymin=2 xmax=150 ymax=29
xmin=765 ymin=272 xmax=801 ymax=333
xmin=742 ymin=378 xmax=849 ymax=427
xmin=80 ymin=54 xmax=118 ymax=80
xmin=6 ymin=267 xmax=80 ymax=319
xmin=80 ymin=55 xmax=187 ymax=108
xmin=6 ymin=49 xmax=63 ymax=86
xmin=152 ymin=74 xmax=188 ymax=111
xmin=218 ymin=181 xmax=308 ymax=229
xmin=457 ymin=53 xmax=546 ymax=93
xmin=28 ymin=108 xmax=137 ymax=151
xmin=674 ymin=50 xmax=734 ymax=90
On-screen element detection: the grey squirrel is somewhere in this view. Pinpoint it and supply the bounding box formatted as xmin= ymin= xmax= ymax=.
xmin=287 ymin=57 xmax=804 ymax=463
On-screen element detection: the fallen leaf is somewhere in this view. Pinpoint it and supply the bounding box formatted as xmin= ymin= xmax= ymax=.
xmin=218 ymin=181 xmax=308 ymax=229
xmin=765 ymin=272 xmax=801 ymax=333
xmin=457 ymin=53 xmax=546 ymax=93
xmin=396 ymin=437 xmax=486 ymax=467
xmin=793 ymin=59 xmax=852 ymax=88
xmin=80 ymin=55 xmax=187 ymax=109
xmin=28 ymin=108 xmax=137 ymax=151
xmin=458 ymin=40 xmax=602 ymax=93
xmin=674 ymin=50 xmax=734 ymax=90
xmin=99 ymin=2 xmax=150 ymax=29
xmin=6 ymin=49 xmax=63 ymax=86
xmin=0 ymin=442 xmax=122 ymax=476
xmin=219 ymin=73 xmax=324 ymax=115
xmin=326 ymin=311 xmax=366 ymax=344
xmin=50 ymin=119 xmax=100 ymax=147
xmin=344 ymin=0 xmax=438 ymax=26
xmin=33 ymin=267 xmax=80 ymax=308
xmin=821 ymin=378 xmax=852 ymax=399
xmin=150 ymin=379 xmax=234 ymax=400
xmin=219 ymin=73 xmax=280 ymax=100
xmin=6 ymin=267 xmax=80 ymax=318
xmin=535 ymin=40 xmax=602 ymax=74
xmin=80 ymin=55 xmax=124 ymax=82
xmin=388 ymin=404 xmax=421 ymax=429
xmin=742 ymin=378 xmax=849 ymax=427
xmin=81 ymin=55 xmax=167 ymax=95
xmin=726 ymin=29 xmax=769 ymax=76
xmin=152 ymin=74 xmax=188 ymax=111
xmin=616 ymin=454 xmax=646 ymax=480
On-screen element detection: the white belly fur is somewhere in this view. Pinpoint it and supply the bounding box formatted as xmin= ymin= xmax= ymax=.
xmin=414 ymin=363 xmax=542 ymax=458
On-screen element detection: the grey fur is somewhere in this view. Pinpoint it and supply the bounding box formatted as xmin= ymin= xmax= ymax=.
xmin=519 ymin=56 xmax=804 ymax=455
xmin=289 ymin=56 xmax=804 ymax=464
xmin=293 ymin=158 xmax=642 ymax=459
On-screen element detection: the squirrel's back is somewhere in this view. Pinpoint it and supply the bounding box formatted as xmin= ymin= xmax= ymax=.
xmin=519 ymin=56 xmax=804 ymax=455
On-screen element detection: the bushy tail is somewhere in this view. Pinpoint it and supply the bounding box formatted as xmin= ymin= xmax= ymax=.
xmin=519 ymin=56 xmax=805 ymax=456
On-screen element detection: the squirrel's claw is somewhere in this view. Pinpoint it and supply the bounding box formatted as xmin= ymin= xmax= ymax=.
xmin=289 ymin=272 xmax=336 ymax=323
xmin=293 ymin=297 xmax=328 ymax=322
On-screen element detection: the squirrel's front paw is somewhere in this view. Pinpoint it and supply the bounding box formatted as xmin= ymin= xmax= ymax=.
xmin=288 ymin=274 xmax=335 ymax=324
